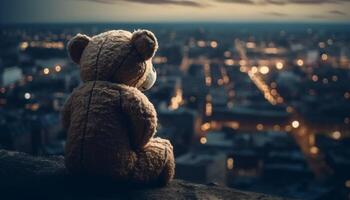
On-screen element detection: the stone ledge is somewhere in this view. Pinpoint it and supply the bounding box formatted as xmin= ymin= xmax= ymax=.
xmin=0 ymin=150 xmax=290 ymax=200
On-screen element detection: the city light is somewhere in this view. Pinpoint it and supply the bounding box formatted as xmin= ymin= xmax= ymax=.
xmin=297 ymin=59 xmax=304 ymax=66
xmin=225 ymin=59 xmax=234 ymax=66
xmin=312 ymin=75 xmax=318 ymax=82
xmin=205 ymin=94 xmax=213 ymax=117
xmin=169 ymin=87 xmax=183 ymax=110
xmin=197 ymin=40 xmax=206 ymax=48
xmin=228 ymin=121 xmax=240 ymax=130
xmin=24 ymin=93 xmax=31 ymax=100
xmin=210 ymin=41 xmax=218 ymax=48
xmin=251 ymin=66 xmax=258 ymax=74
xmin=43 ymin=68 xmax=50 ymax=75
xmin=205 ymin=102 xmax=212 ymax=116
xmin=153 ymin=56 xmax=168 ymax=64
xmin=201 ymin=123 xmax=211 ymax=131
xmin=20 ymin=41 xmax=64 ymax=50
xmin=276 ymin=62 xmax=284 ymax=70
xmin=321 ymin=54 xmax=328 ymax=61
xmin=226 ymin=158 xmax=234 ymax=170
xmin=292 ymin=120 xmax=300 ymax=128
xmin=310 ymin=146 xmax=319 ymax=155
xmin=256 ymin=124 xmax=264 ymax=131
xmin=200 ymin=137 xmax=207 ymax=144
xmin=331 ymin=131 xmax=341 ymax=140
xmin=55 ymin=65 xmax=62 ymax=72
xmin=264 ymin=47 xmax=278 ymax=54
xmin=19 ymin=42 xmax=29 ymax=51
xmin=246 ymin=42 xmax=256 ymax=49
xmin=259 ymin=66 xmax=270 ymax=75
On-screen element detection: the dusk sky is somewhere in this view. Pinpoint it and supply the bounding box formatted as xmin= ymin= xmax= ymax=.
xmin=0 ymin=0 xmax=349 ymax=23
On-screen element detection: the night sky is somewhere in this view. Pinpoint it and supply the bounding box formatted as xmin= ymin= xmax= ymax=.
xmin=0 ymin=0 xmax=349 ymax=23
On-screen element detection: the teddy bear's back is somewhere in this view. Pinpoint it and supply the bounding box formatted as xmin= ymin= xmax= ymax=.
xmin=65 ymin=81 xmax=137 ymax=178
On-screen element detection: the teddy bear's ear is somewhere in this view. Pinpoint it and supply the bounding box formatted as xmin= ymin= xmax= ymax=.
xmin=131 ymin=29 xmax=158 ymax=61
xmin=67 ymin=33 xmax=91 ymax=64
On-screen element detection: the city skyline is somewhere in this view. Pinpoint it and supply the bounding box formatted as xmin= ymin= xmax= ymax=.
xmin=1 ymin=0 xmax=350 ymax=24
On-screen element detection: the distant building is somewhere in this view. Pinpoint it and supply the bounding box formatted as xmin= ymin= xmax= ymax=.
xmin=158 ymin=108 xmax=196 ymax=156
xmin=176 ymin=150 xmax=226 ymax=185
xmin=1 ymin=66 xmax=23 ymax=86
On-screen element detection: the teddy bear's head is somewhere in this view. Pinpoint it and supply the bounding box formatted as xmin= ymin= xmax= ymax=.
xmin=67 ymin=29 xmax=158 ymax=91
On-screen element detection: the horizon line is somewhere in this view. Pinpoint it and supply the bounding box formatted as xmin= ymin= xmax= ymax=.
xmin=1 ymin=21 xmax=350 ymax=26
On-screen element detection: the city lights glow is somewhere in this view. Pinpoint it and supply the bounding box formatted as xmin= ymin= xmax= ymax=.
xmin=259 ymin=66 xmax=270 ymax=75
xmin=210 ymin=41 xmax=218 ymax=48
xmin=55 ymin=65 xmax=62 ymax=72
xmin=19 ymin=42 xmax=29 ymax=51
xmin=292 ymin=120 xmax=300 ymax=128
xmin=169 ymin=86 xmax=183 ymax=110
xmin=331 ymin=131 xmax=341 ymax=140
xmin=276 ymin=62 xmax=284 ymax=70
xmin=200 ymin=137 xmax=207 ymax=144
xmin=310 ymin=146 xmax=319 ymax=155
xmin=297 ymin=59 xmax=304 ymax=66
xmin=246 ymin=42 xmax=256 ymax=49
xmin=197 ymin=40 xmax=206 ymax=48
xmin=321 ymin=54 xmax=328 ymax=61
xmin=256 ymin=123 xmax=264 ymax=131
xmin=251 ymin=66 xmax=258 ymax=74
xmin=225 ymin=59 xmax=234 ymax=66
xmin=24 ymin=92 xmax=31 ymax=100
xmin=201 ymin=123 xmax=211 ymax=131
xmin=226 ymin=158 xmax=234 ymax=170
xmin=43 ymin=68 xmax=50 ymax=75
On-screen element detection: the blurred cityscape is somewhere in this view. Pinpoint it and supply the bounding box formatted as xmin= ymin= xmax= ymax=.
xmin=0 ymin=23 xmax=350 ymax=199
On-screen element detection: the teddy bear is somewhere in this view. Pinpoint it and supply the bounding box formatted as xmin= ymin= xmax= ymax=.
xmin=62 ymin=29 xmax=175 ymax=185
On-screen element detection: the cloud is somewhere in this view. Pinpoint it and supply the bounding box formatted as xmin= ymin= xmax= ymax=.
xmin=215 ymin=0 xmax=350 ymax=5
xmin=81 ymin=0 xmax=350 ymax=8
xmin=216 ymin=0 xmax=255 ymax=4
xmin=329 ymin=10 xmax=347 ymax=15
xmin=82 ymin=0 xmax=205 ymax=7
xmin=263 ymin=11 xmax=288 ymax=16
xmin=307 ymin=14 xmax=328 ymax=19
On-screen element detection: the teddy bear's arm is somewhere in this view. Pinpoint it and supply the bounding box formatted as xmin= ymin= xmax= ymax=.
xmin=61 ymin=94 xmax=73 ymax=130
xmin=120 ymin=88 xmax=157 ymax=150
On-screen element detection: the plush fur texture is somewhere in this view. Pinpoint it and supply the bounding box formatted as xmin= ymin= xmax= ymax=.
xmin=63 ymin=29 xmax=175 ymax=185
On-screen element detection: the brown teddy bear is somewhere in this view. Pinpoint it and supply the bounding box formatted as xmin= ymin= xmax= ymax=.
xmin=62 ymin=29 xmax=175 ymax=185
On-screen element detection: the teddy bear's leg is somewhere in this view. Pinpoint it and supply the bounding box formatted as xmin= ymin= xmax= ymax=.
xmin=132 ymin=137 xmax=175 ymax=185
